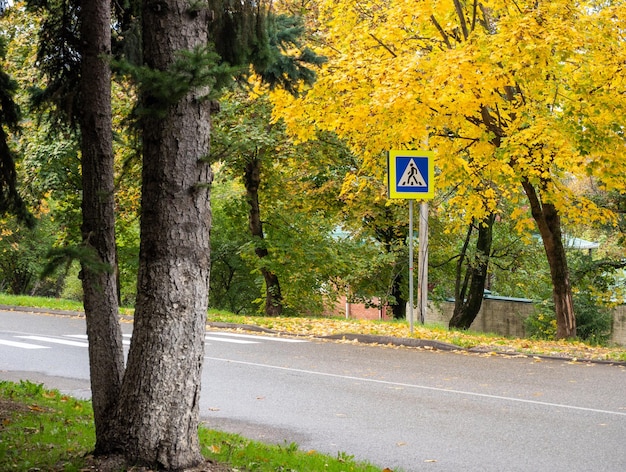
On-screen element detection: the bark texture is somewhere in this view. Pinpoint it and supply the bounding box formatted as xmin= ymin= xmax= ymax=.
xmin=449 ymin=215 xmax=494 ymax=330
xmin=522 ymin=179 xmax=576 ymax=339
xmin=113 ymin=0 xmax=213 ymax=468
xmin=78 ymin=0 xmax=125 ymax=452
xmin=244 ymin=157 xmax=283 ymax=316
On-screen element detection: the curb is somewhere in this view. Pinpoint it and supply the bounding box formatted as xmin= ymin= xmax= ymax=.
xmin=320 ymin=333 xmax=460 ymax=351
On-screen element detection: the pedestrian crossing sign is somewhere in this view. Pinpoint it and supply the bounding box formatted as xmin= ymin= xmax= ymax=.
xmin=387 ymin=150 xmax=435 ymax=200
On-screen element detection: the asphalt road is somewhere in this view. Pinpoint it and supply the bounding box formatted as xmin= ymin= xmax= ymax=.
xmin=1 ymin=309 xmax=625 ymax=472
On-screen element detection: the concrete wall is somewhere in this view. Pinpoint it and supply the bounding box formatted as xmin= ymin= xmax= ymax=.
xmin=429 ymin=298 xmax=626 ymax=347
xmin=425 ymin=297 xmax=534 ymax=338
xmin=612 ymin=305 xmax=626 ymax=347
xmin=335 ymin=295 xmax=626 ymax=347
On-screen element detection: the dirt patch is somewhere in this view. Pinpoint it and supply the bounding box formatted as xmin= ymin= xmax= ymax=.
xmin=0 ymin=398 xmax=30 ymax=426
xmin=81 ymin=455 xmax=237 ymax=472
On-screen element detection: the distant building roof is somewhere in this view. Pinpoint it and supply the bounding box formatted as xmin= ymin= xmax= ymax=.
xmin=533 ymin=234 xmax=600 ymax=251
xmin=564 ymin=237 xmax=600 ymax=251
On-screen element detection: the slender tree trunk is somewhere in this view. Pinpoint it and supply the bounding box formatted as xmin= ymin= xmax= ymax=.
xmin=390 ymin=273 xmax=407 ymax=319
xmin=78 ymin=0 xmax=125 ymax=452
xmin=244 ymin=157 xmax=283 ymax=316
xmin=112 ymin=1 xmax=213 ymax=467
xmin=449 ymin=214 xmax=494 ymax=330
xmin=522 ymin=179 xmax=576 ymax=339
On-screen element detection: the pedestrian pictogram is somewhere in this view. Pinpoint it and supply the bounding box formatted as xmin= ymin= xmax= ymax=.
xmin=399 ymin=159 xmax=427 ymax=187
xmin=387 ymin=150 xmax=434 ymax=200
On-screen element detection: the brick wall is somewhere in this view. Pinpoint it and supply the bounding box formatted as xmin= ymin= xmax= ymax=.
xmin=331 ymin=296 xmax=392 ymax=321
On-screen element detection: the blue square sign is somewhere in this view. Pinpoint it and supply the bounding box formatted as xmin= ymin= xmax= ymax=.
xmin=388 ymin=150 xmax=434 ymax=199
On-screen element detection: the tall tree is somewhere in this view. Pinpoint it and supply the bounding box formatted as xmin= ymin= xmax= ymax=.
xmin=271 ymin=0 xmax=626 ymax=339
xmin=26 ymin=0 xmax=324 ymax=465
xmin=111 ymin=0 xmax=213 ymax=466
xmin=78 ymin=0 xmax=125 ymax=451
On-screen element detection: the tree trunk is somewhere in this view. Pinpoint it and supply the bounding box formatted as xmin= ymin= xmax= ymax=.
xmin=449 ymin=215 xmax=494 ymax=330
xmin=78 ymin=0 xmax=125 ymax=452
xmin=112 ymin=1 xmax=213 ymax=468
xmin=244 ymin=157 xmax=283 ymax=316
xmin=522 ymin=179 xmax=576 ymax=339
xmin=390 ymin=273 xmax=407 ymax=319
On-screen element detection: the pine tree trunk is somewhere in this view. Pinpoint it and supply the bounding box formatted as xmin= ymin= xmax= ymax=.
xmin=78 ymin=0 xmax=125 ymax=452
xmin=112 ymin=1 xmax=213 ymax=468
xmin=449 ymin=215 xmax=494 ymax=330
xmin=522 ymin=179 xmax=576 ymax=339
xmin=244 ymin=157 xmax=283 ymax=316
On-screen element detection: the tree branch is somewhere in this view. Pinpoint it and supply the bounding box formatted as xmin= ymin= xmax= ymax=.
xmin=368 ymin=33 xmax=397 ymax=58
xmin=430 ymin=15 xmax=452 ymax=49
xmin=453 ymin=0 xmax=469 ymax=40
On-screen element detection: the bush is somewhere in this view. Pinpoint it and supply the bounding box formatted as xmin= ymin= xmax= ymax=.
xmin=574 ymin=292 xmax=612 ymax=344
xmin=525 ymin=301 xmax=557 ymax=340
xmin=525 ymin=294 xmax=612 ymax=344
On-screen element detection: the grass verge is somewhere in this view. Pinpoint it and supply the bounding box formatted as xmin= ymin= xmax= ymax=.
xmin=0 ymin=380 xmax=383 ymax=472
xmin=0 ymin=380 xmax=95 ymax=471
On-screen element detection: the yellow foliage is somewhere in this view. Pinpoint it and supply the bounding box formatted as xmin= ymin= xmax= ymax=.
xmin=270 ymin=0 xmax=626 ymax=225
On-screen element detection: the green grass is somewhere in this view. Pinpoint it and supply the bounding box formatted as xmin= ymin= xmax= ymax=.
xmin=0 ymin=294 xmax=136 ymax=315
xmin=200 ymin=429 xmax=383 ymax=472
xmin=0 ymin=381 xmax=384 ymax=472
xmin=0 ymin=380 xmax=95 ymax=471
xmin=0 ymin=294 xmax=85 ymax=312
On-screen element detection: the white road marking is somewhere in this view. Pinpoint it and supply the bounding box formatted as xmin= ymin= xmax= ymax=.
xmin=205 ymin=356 xmax=626 ymax=418
xmin=0 ymin=339 xmax=50 ymax=349
xmin=2 ymin=331 xmax=305 ymax=350
xmin=205 ymin=336 xmax=258 ymax=344
xmin=66 ymin=334 xmax=131 ymax=346
xmin=206 ymin=331 xmax=307 ymax=343
xmin=16 ymin=335 xmax=89 ymax=348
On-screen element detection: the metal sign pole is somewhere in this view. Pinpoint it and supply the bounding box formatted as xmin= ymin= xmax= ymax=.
xmin=409 ymin=200 xmax=414 ymax=334
xmin=418 ymin=201 xmax=428 ymax=324
xmin=408 ymin=199 xmax=414 ymax=334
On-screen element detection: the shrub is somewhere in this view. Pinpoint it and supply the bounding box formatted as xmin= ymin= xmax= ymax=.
xmin=525 ymin=294 xmax=612 ymax=344
xmin=525 ymin=301 xmax=557 ymax=340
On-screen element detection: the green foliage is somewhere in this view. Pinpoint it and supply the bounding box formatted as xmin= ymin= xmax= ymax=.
xmin=0 ymin=31 xmax=33 ymax=226
xmin=525 ymin=294 xmax=613 ymax=344
xmin=0 ymin=215 xmax=58 ymax=295
xmin=253 ymin=14 xmax=326 ymax=95
xmin=211 ymin=90 xmax=354 ymax=316
xmin=209 ymin=1 xmax=325 ymax=94
xmin=524 ymin=302 xmax=558 ymax=340
xmin=42 ymin=244 xmax=112 ymax=278
xmin=115 ymin=45 xmax=235 ymax=118
xmin=573 ymin=292 xmax=613 ymax=345
xmin=25 ymin=0 xmax=81 ymax=125
xmin=209 ymin=182 xmax=258 ymax=313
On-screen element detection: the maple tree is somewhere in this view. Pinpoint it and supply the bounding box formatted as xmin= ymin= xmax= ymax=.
xmin=271 ymin=0 xmax=626 ymax=339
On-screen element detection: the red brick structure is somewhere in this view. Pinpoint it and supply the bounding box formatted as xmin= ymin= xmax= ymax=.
xmin=330 ymin=296 xmax=392 ymax=321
